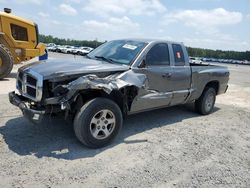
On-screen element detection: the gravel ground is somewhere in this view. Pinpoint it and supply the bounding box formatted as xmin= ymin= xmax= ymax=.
xmin=0 ymin=53 xmax=250 ymax=188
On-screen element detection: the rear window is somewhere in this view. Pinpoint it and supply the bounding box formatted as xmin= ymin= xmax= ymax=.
xmin=172 ymin=44 xmax=185 ymax=66
xmin=10 ymin=24 xmax=28 ymax=41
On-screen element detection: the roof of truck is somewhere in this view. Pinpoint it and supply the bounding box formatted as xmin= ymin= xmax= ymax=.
xmin=119 ymin=38 xmax=184 ymax=45
xmin=0 ymin=11 xmax=35 ymax=26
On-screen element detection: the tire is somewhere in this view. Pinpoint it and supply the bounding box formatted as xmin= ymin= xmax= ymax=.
xmin=195 ymin=87 xmax=216 ymax=115
xmin=0 ymin=44 xmax=14 ymax=79
xmin=73 ymin=97 xmax=123 ymax=148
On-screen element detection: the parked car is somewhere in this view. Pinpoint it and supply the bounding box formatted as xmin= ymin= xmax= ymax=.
xmin=189 ymin=57 xmax=203 ymax=64
xmin=46 ymin=43 xmax=56 ymax=51
xmin=48 ymin=45 xmax=58 ymax=52
xmin=59 ymin=45 xmax=70 ymax=53
xmin=61 ymin=46 xmax=76 ymax=54
xmin=55 ymin=45 xmax=65 ymax=53
xmin=9 ymin=39 xmax=229 ymax=148
xmin=72 ymin=47 xmax=94 ymax=56
xmin=46 ymin=43 xmax=56 ymax=47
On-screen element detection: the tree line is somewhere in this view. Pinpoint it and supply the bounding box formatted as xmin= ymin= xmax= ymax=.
xmin=39 ymin=34 xmax=250 ymax=61
xmin=39 ymin=34 xmax=103 ymax=48
xmin=187 ymin=47 xmax=250 ymax=61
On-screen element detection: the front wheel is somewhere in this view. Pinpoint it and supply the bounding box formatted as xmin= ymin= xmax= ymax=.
xmin=73 ymin=98 xmax=123 ymax=148
xmin=0 ymin=44 xmax=14 ymax=79
xmin=195 ymin=87 xmax=216 ymax=115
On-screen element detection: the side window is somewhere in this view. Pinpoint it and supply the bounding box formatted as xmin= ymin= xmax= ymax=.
xmin=10 ymin=24 xmax=28 ymax=41
xmin=172 ymin=44 xmax=185 ymax=66
xmin=146 ymin=43 xmax=170 ymax=66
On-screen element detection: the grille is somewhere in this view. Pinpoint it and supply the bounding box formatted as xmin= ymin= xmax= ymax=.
xmin=17 ymin=70 xmax=43 ymax=101
xmin=19 ymin=71 xmax=24 ymax=80
xmin=26 ymin=75 xmax=37 ymax=87
xmin=26 ymin=86 xmax=36 ymax=97
xmin=17 ymin=80 xmax=22 ymax=90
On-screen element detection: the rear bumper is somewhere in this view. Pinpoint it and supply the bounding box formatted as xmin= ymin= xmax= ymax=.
xmin=225 ymin=85 xmax=229 ymax=93
xmin=218 ymin=84 xmax=229 ymax=95
xmin=9 ymin=91 xmax=45 ymax=123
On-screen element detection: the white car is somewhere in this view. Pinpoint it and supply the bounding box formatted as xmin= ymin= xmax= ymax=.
xmin=61 ymin=46 xmax=76 ymax=54
xmin=46 ymin=43 xmax=56 ymax=47
xmin=72 ymin=47 xmax=94 ymax=55
xmin=46 ymin=43 xmax=56 ymax=51
xmin=55 ymin=45 xmax=66 ymax=53
xmin=190 ymin=57 xmax=203 ymax=64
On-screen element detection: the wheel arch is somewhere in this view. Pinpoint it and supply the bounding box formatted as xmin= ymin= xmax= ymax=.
xmin=204 ymin=80 xmax=219 ymax=94
xmin=71 ymin=86 xmax=138 ymax=116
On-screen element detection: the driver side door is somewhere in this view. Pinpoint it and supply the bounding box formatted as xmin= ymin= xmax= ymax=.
xmin=130 ymin=43 xmax=175 ymax=113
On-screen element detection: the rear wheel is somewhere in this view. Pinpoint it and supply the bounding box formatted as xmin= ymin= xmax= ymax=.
xmin=0 ymin=44 xmax=14 ymax=79
xmin=195 ymin=87 xmax=216 ymax=115
xmin=74 ymin=98 xmax=123 ymax=148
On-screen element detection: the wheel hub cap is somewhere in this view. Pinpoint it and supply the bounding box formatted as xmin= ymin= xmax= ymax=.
xmin=205 ymin=93 xmax=214 ymax=112
xmin=90 ymin=109 xmax=116 ymax=140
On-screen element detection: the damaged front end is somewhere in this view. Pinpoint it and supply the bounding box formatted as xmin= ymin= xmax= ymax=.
xmin=9 ymin=92 xmax=46 ymax=123
xmin=9 ymin=69 xmax=149 ymax=123
xmin=62 ymin=70 xmax=147 ymax=100
xmin=52 ymin=70 xmax=149 ymax=115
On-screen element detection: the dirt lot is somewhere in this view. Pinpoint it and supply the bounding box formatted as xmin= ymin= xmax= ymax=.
xmin=0 ymin=53 xmax=250 ymax=188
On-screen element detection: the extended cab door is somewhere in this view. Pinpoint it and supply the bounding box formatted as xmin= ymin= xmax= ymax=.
xmin=169 ymin=43 xmax=191 ymax=105
xmin=130 ymin=43 xmax=175 ymax=112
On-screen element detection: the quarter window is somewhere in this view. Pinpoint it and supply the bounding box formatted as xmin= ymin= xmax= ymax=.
xmin=11 ymin=24 xmax=28 ymax=41
xmin=146 ymin=43 xmax=170 ymax=65
xmin=172 ymin=44 xmax=185 ymax=66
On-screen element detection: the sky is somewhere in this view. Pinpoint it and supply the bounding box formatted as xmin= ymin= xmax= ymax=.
xmin=0 ymin=0 xmax=249 ymax=51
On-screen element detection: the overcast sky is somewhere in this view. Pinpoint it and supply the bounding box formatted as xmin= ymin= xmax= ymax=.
xmin=1 ymin=0 xmax=249 ymax=51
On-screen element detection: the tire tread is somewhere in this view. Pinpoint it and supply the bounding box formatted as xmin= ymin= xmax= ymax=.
xmin=195 ymin=87 xmax=216 ymax=115
xmin=0 ymin=43 xmax=14 ymax=79
xmin=73 ymin=97 xmax=123 ymax=148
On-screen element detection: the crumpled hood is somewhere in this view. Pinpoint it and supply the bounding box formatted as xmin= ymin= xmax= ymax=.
xmin=19 ymin=58 xmax=130 ymax=80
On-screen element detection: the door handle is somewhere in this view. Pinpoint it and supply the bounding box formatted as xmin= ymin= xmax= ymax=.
xmin=162 ymin=73 xmax=172 ymax=78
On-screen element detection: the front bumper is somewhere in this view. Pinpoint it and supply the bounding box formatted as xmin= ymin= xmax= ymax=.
xmin=9 ymin=91 xmax=45 ymax=123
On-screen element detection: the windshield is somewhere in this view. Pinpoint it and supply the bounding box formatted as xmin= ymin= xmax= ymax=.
xmin=87 ymin=40 xmax=147 ymax=65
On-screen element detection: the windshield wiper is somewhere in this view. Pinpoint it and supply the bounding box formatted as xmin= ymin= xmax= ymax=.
xmin=95 ymin=56 xmax=115 ymax=64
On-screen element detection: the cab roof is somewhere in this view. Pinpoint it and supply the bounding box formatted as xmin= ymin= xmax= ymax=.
xmin=118 ymin=38 xmax=184 ymax=45
xmin=0 ymin=11 xmax=35 ymax=26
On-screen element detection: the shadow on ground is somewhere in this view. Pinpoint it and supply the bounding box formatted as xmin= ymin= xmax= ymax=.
xmin=0 ymin=105 xmax=220 ymax=160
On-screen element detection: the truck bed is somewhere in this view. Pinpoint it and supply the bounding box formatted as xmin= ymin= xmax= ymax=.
xmin=189 ymin=63 xmax=229 ymax=101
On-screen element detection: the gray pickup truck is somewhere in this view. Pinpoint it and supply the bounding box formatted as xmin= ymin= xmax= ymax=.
xmin=9 ymin=39 xmax=229 ymax=148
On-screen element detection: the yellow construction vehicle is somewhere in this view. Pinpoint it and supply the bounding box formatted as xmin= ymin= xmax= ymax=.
xmin=0 ymin=8 xmax=46 ymax=79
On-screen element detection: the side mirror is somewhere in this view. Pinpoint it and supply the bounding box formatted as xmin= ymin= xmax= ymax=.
xmin=138 ymin=59 xmax=146 ymax=68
